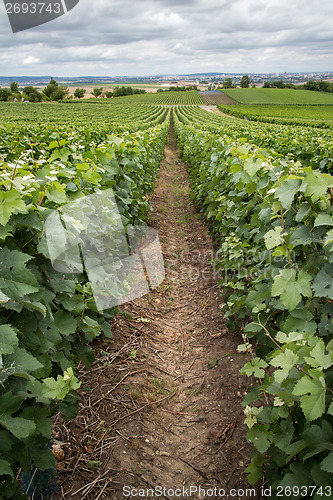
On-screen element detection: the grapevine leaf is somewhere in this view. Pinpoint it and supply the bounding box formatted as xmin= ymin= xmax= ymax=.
xmin=46 ymin=182 xmax=67 ymax=204
xmin=324 ymin=229 xmax=333 ymax=247
xmin=0 ymin=189 xmax=28 ymax=226
xmin=243 ymin=158 xmax=261 ymax=177
xmin=304 ymin=172 xmax=333 ymax=202
xmin=245 ymin=459 xmax=264 ymax=486
xmin=54 ymin=309 xmax=78 ymax=336
xmin=311 ymin=463 xmax=333 ymax=488
xmin=304 ymin=340 xmax=333 ymax=370
xmin=278 ymin=462 xmax=312 ymax=488
xmin=0 ymin=248 xmax=39 ymax=300
xmin=31 ymin=446 xmax=55 ymax=471
xmin=0 ymin=394 xmax=36 ymax=439
xmin=282 ymin=309 xmax=317 ymax=335
xmin=312 ymin=267 xmax=333 ymax=300
xmin=275 ymin=178 xmax=301 ymax=209
xmin=247 ymin=426 xmax=272 ymax=453
xmin=295 ymin=203 xmax=310 ymax=222
xmin=314 ymin=214 xmax=333 ymax=227
xmin=321 ymin=452 xmax=333 ymax=473
xmin=264 ymin=226 xmax=283 ymax=250
xmin=240 ymin=358 xmax=268 ymax=378
xmin=271 ymin=269 xmax=312 ymax=311
xmin=275 ymin=331 xmax=305 ymax=344
xmin=6 ymin=348 xmax=44 ymax=373
xmin=20 ymin=407 xmax=52 ymax=438
xmin=0 ymin=325 xmax=19 ymax=355
xmin=0 ymin=459 xmax=13 ymax=478
xmin=0 ymin=290 xmax=10 ymax=303
xmin=302 ymin=422 xmax=333 ymax=460
xmin=271 ymin=349 xmax=299 ymax=384
xmin=41 ymin=368 xmax=81 ymax=401
xmin=289 ymin=225 xmax=315 ymax=246
xmin=328 ymin=403 xmax=333 ymax=416
xmin=293 ymin=372 xmax=326 ymax=421
xmin=0 ymin=416 xmax=36 ymax=439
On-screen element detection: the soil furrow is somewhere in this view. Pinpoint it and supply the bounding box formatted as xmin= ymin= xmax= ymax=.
xmin=55 ymin=121 xmax=255 ymax=500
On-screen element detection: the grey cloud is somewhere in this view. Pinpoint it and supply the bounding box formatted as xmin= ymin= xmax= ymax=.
xmin=0 ymin=0 xmax=332 ymax=75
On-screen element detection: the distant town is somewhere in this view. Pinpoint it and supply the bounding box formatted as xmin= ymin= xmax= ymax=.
xmin=0 ymin=71 xmax=332 ymax=90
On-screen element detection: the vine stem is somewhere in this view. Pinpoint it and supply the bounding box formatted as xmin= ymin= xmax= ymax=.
xmin=279 ymin=203 xmax=293 ymax=266
xmin=9 ymin=163 xmax=18 ymax=190
xmin=258 ymin=321 xmax=314 ymax=380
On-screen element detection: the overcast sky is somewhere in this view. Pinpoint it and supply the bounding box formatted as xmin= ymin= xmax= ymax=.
xmin=0 ymin=0 xmax=332 ymax=77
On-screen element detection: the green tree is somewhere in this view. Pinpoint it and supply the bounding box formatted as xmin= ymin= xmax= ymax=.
xmin=240 ymin=75 xmax=250 ymax=88
xmin=272 ymin=80 xmax=284 ymax=88
xmin=104 ymin=91 xmax=113 ymax=98
xmin=0 ymin=88 xmax=11 ymax=101
xmin=51 ymin=86 xmax=69 ymax=101
xmin=22 ymin=86 xmax=43 ymax=102
xmin=43 ymin=77 xmax=58 ymax=99
xmin=10 ymin=82 xmax=19 ymax=94
xmin=74 ymin=88 xmax=86 ymax=99
xmin=91 ymin=87 xmax=103 ymax=98
xmin=42 ymin=78 xmax=68 ymax=101
xmin=223 ymin=78 xmax=234 ymax=89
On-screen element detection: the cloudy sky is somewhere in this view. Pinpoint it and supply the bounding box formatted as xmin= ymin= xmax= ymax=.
xmin=0 ymin=0 xmax=332 ymax=77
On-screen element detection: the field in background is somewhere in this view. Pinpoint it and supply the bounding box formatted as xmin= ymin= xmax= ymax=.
xmin=199 ymin=90 xmax=237 ymax=105
xmin=66 ymin=90 xmax=205 ymax=105
xmin=222 ymin=87 xmax=333 ymax=104
xmin=218 ymin=103 xmax=333 ymax=126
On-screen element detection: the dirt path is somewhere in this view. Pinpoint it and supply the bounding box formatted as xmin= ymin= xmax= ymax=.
xmin=199 ymin=105 xmax=236 ymax=118
xmin=55 ymin=122 xmax=255 ymax=499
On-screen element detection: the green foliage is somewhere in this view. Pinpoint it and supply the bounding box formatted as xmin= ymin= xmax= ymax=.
xmin=173 ymin=104 xmax=333 ymax=172
xmin=22 ymin=86 xmax=43 ymax=102
xmin=174 ymin=105 xmax=333 ymax=493
xmin=43 ymin=77 xmax=69 ymax=101
xmin=0 ymin=103 xmax=170 ymax=493
xmin=74 ymin=88 xmax=86 ymax=99
xmin=10 ymin=83 xmax=19 ymax=94
xmin=91 ymin=87 xmax=103 ymax=98
xmin=222 ymin=88 xmax=333 ymax=105
xmin=218 ymin=104 xmax=333 ymax=127
xmin=240 ymin=75 xmax=250 ymax=88
xmin=0 ymin=88 xmax=12 ymax=102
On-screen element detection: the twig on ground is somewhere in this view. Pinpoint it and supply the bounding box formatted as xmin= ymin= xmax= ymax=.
xmin=112 ymin=392 xmax=177 ymax=425
xmin=215 ymin=412 xmax=241 ymax=453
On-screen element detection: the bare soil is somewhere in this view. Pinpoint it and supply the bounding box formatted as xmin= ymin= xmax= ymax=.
xmin=54 ymin=124 xmax=259 ymax=499
xmin=199 ymin=105 xmax=236 ymax=118
xmin=200 ymin=93 xmax=237 ymax=106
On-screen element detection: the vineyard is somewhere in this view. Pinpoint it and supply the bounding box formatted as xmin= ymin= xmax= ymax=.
xmin=221 ymin=88 xmax=333 ymax=105
xmin=66 ymin=90 xmax=205 ymax=106
xmin=1 ymin=98 xmax=333 ymax=498
xmin=217 ymin=88 xmax=333 ymax=128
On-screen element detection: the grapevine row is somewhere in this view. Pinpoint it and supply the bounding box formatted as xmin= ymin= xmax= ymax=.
xmin=174 ymin=106 xmax=333 ymax=493
xmin=0 ymin=107 xmax=170 ymax=498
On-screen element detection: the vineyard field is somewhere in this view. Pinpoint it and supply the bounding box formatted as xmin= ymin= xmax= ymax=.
xmin=174 ymin=104 xmax=333 ymax=493
xmin=66 ymin=90 xmax=205 ymax=106
xmin=176 ymin=105 xmax=333 ymax=172
xmin=218 ymin=103 xmax=333 ymax=127
xmin=0 ymin=101 xmax=170 ymax=498
xmin=222 ymin=87 xmax=333 ymax=105
xmin=1 ymin=98 xmax=333 ymax=498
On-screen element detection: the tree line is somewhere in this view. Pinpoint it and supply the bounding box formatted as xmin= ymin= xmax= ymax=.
xmin=157 ymin=85 xmax=198 ymax=93
xmin=220 ymin=75 xmax=333 ymax=93
xmin=0 ymin=79 xmax=147 ymax=102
